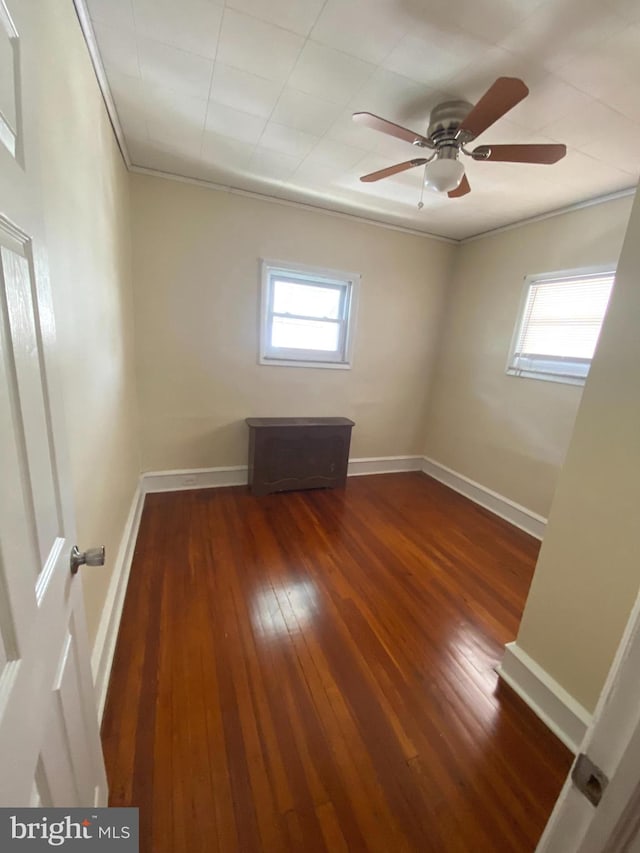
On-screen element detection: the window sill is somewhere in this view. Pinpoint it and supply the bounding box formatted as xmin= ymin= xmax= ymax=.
xmin=259 ymin=356 xmax=352 ymax=370
xmin=506 ymin=368 xmax=586 ymax=387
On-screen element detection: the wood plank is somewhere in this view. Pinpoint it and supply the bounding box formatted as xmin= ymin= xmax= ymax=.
xmin=103 ymin=472 xmax=572 ymax=852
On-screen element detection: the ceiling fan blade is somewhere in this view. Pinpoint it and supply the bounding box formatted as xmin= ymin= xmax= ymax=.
xmin=360 ymin=158 xmax=428 ymax=182
xmin=448 ymin=173 xmax=471 ymax=198
xmin=457 ymin=77 xmax=529 ymax=139
xmin=352 ymin=112 xmax=433 ymax=148
xmin=473 ymin=143 xmax=567 ymax=164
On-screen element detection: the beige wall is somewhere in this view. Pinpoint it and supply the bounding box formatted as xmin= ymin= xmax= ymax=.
xmin=516 ymin=186 xmax=640 ymax=712
xmin=131 ymin=175 xmax=455 ymax=471
xmin=422 ymin=196 xmax=633 ymax=518
xmin=27 ymin=1 xmax=639 ymax=714
xmin=37 ymin=0 xmax=140 ymax=648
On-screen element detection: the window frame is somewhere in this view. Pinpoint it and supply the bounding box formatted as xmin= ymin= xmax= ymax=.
xmin=259 ymin=259 xmax=359 ymax=369
xmin=506 ymin=264 xmax=616 ymax=387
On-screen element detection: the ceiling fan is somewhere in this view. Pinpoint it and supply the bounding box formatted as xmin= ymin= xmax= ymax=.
xmin=352 ymin=77 xmax=567 ymax=199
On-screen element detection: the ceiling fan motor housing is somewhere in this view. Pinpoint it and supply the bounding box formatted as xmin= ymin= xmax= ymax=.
xmin=426 ymin=100 xmax=474 ymax=147
xmin=422 ymin=101 xmax=472 ymax=193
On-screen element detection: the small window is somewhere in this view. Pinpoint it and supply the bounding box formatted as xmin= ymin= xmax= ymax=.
xmin=259 ymin=260 xmax=359 ymax=369
xmin=507 ymin=267 xmax=615 ymax=385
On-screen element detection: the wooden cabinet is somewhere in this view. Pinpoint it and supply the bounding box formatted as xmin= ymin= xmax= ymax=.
xmin=246 ymin=417 xmax=355 ymax=496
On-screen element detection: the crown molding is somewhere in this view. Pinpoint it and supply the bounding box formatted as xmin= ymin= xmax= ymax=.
xmin=73 ymin=0 xmax=637 ymax=246
xmin=129 ymin=165 xmax=457 ymax=243
xmin=460 ymin=186 xmax=637 ymax=244
xmin=72 ymin=0 xmax=131 ymax=168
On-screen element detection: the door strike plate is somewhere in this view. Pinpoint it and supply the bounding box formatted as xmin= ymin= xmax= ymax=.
xmin=572 ymin=752 xmax=609 ymax=807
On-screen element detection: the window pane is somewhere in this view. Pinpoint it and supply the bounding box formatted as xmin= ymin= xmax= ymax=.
xmin=273 ymin=279 xmax=342 ymax=320
xmin=271 ymin=317 xmax=339 ymax=352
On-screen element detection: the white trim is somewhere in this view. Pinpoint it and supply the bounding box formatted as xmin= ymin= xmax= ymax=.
xmin=72 ymin=0 xmax=131 ymax=167
xmin=141 ymin=456 xmax=424 ymax=494
xmin=129 ymin=166 xmax=457 ymax=244
xmin=90 ymin=484 xmax=144 ymax=722
xmin=0 ymin=110 xmax=16 ymax=159
xmin=505 ymin=264 xmax=616 ymax=386
xmin=421 ymin=456 xmax=547 ymax=539
xmin=348 ymin=455 xmax=423 ymax=476
xmin=125 ymin=169 xmax=634 ymax=250
xmin=142 ymin=465 xmax=249 ymax=493
xmin=0 ymin=0 xmax=18 ymax=37
xmin=461 ymin=187 xmax=636 ymax=244
xmin=537 ymin=576 xmax=640 ymax=851
xmin=498 ymin=642 xmax=592 ymax=754
xmin=258 ymin=358 xmax=353 ymax=370
xmin=259 ymin=259 xmax=359 ymax=369
xmin=0 ymin=0 xmax=18 ymax=160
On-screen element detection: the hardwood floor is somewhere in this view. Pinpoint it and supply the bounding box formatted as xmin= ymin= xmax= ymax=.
xmin=102 ymin=472 xmax=572 ymax=852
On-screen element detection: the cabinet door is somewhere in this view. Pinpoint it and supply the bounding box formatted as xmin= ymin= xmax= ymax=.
xmin=253 ymin=427 xmax=351 ymax=494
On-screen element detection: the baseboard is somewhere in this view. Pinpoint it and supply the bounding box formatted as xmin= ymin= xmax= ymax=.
xmin=347 ymin=455 xmax=423 ymax=476
xmin=91 ymin=484 xmax=145 ymax=722
xmin=497 ymin=642 xmax=591 ymax=753
xmin=421 ymin=456 xmax=547 ymax=539
xmin=142 ymin=465 xmax=248 ymax=493
xmin=141 ymin=456 xmax=424 ymax=493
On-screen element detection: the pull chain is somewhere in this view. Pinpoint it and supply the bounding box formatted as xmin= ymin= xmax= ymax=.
xmin=417 ymin=165 xmax=426 ymax=210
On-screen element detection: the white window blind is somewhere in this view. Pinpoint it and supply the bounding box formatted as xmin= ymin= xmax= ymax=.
xmin=507 ymin=270 xmax=615 ymax=384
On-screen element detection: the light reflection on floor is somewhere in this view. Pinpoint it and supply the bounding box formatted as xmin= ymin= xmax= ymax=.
xmin=445 ymin=619 xmax=502 ymax=735
xmin=251 ymin=580 xmax=319 ymax=639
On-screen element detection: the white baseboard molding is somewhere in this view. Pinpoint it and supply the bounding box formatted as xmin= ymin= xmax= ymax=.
xmin=347 ymin=455 xmax=423 ymax=476
xmin=498 ymin=642 xmax=591 ymax=754
xmin=142 ymin=456 xmax=424 ymax=493
xmin=421 ymin=456 xmax=547 ymax=539
xmin=91 ymin=484 xmax=145 ymax=722
xmin=142 ymin=465 xmax=248 ymax=493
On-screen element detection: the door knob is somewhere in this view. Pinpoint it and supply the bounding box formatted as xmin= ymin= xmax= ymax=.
xmin=70 ymin=545 xmax=105 ymax=575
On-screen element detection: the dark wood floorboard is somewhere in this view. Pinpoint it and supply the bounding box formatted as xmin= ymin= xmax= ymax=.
xmin=102 ymin=472 xmax=572 ymax=852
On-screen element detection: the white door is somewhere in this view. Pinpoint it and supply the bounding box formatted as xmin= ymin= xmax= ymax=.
xmin=537 ymin=583 xmax=640 ymax=852
xmin=0 ymin=0 xmax=107 ymax=807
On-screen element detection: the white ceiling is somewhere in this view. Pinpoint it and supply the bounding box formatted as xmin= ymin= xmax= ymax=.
xmin=84 ymin=0 xmax=640 ymax=240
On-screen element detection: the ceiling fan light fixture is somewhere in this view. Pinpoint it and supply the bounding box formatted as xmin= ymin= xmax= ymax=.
xmin=424 ymin=155 xmax=465 ymax=193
